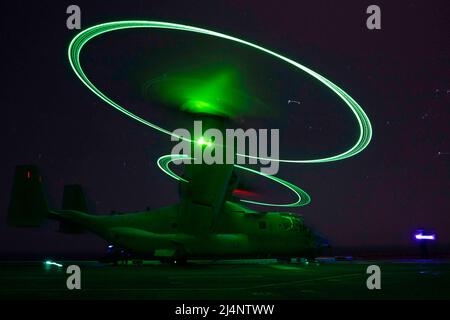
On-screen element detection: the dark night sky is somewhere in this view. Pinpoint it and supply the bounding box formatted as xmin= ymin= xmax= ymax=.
xmin=0 ymin=0 xmax=449 ymax=256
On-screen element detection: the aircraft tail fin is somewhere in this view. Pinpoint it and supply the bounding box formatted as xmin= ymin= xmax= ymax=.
xmin=7 ymin=165 xmax=48 ymax=227
xmin=59 ymin=185 xmax=87 ymax=233
xmin=62 ymin=185 xmax=88 ymax=212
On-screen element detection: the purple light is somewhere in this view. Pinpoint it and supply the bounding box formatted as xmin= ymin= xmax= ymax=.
xmin=415 ymin=233 xmax=436 ymax=240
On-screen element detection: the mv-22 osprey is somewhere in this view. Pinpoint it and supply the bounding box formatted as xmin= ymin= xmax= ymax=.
xmin=7 ymin=19 xmax=376 ymax=264
xmin=7 ymin=130 xmax=326 ymax=264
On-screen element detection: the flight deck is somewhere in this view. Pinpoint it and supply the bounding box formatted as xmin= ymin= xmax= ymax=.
xmin=1 ymin=259 xmax=449 ymax=300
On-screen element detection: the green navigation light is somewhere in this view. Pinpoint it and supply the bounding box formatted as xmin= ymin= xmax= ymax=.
xmin=196 ymin=137 xmax=213 ymax=147
xmin=44 ymin=260 xmax=63 ymax=268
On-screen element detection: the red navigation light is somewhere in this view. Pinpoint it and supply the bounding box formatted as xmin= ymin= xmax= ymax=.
xmin=233 ymin=189 xmax=259 ymax=197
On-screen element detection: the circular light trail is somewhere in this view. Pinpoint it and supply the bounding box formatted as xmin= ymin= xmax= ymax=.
xmin=157 ymin=154 xmax=311 ymax=207
xmin=68 ymin=20 xmax=372 ymax=164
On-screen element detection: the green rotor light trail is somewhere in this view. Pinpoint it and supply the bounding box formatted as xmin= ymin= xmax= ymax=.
xmin=157 ymin=154 xmax=311 ymax=207
xmin=68 ymin=20 xmax=372 ymax=164
xmin=157 ymin=154 xmax=191 ymax=183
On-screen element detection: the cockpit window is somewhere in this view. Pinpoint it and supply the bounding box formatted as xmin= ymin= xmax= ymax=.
xmin=280 ymin=216 xmax=296 ymax=231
